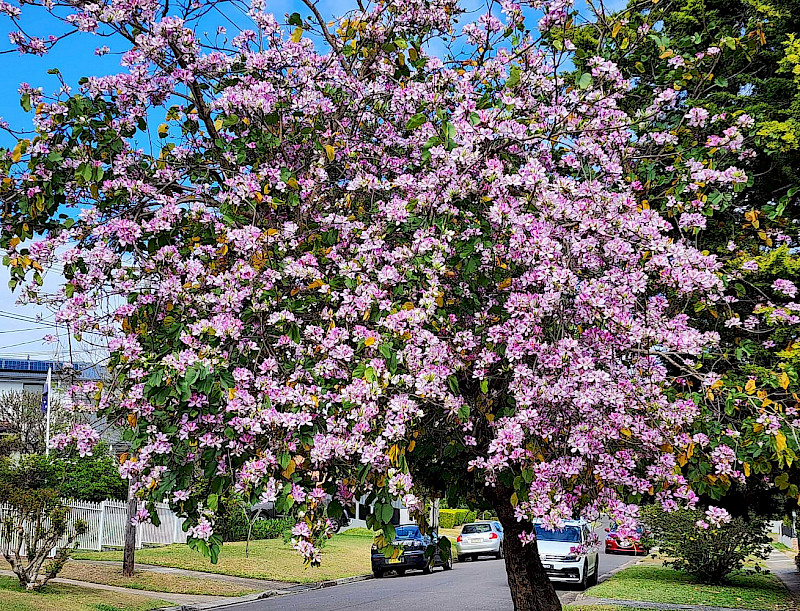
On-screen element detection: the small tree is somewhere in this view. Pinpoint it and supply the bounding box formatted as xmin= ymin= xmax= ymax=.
xmin=0 ymin=390 xmax=69 ymax=455
xmin=0 ymin=456 xmax=86 ymax=590
xmin=641 ymin=505 xmax=772 ymax=584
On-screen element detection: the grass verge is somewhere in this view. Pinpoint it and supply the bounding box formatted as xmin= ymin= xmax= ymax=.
xmin=57 ymin=562 xmax=257 ymax=596
xmin=586 ymin=564 xmax=793 ymax=610
xmin=74 ymin=535 xmax=373 ymax=583
xmin=0 ymin=575 xmax=169 ymax=611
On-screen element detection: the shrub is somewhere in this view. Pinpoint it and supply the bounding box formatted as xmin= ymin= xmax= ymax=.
xmin=59 ymin=444 xmax=127 ymax=502
xmin=0 ymin=456 xmax=87 ymax=590
xmin=439 ymin=508 xmax=478 ymax=529
xmin=217 ymin=503 xmax=250 ymax=542
xmin=251 ymin=517 xmax=293 ymax=540
xmin=641 ymin=505 xmax=772 ymax=584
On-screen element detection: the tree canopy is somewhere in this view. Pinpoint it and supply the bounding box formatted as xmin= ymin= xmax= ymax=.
xmin=1 ymin=1 xmax=798 ymax=610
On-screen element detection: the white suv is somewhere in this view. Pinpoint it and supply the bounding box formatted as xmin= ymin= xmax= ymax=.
xmin=535 ymin=520 xmax=599 ymax=589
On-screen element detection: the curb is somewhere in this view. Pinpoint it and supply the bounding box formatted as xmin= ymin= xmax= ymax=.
xmin=157 ymin=574 xmax=374 ymax=611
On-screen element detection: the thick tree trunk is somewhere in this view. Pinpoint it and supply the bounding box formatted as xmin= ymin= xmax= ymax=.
xmin=122 ymin=480 xmax=137 ymax=577
xmin=489 ymin=485 xmax=562 ymax=611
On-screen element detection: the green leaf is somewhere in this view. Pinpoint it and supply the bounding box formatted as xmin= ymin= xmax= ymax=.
xmin=288 ymin=12 xmax=303 ymax=26
xmin=20 ymin=94 xmax=31 ymax=113
xmin=714 ymin=76 xmax=728 ymax=88
xmin=577 ymin=73 xmax=593 ymax=89
xmin=378 ymin=502 xmax=394 ymax=524
xmin=506 ymin=66 xmax=521 ymax=88
xmin=480 ymin=379 xmax=488 ymax=393
xmin=405 ymin=113 xmax=427 ymax=130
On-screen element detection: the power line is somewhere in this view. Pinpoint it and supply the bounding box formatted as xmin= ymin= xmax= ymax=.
xmin=0 ymin=311 xmax=56 ymax=327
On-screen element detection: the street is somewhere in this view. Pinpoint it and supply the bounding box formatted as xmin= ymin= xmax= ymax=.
xmin=224 ymin=537 xmax=634 ymax=611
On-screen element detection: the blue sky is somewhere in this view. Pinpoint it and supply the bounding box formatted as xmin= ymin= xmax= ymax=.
xmin=0 ymin=0 xmax=624 ymax=362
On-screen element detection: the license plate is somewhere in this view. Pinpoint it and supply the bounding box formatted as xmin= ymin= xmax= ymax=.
xmin=388 ymin=558 xmax=402 ymax=564
xmin=542 ymin=564 xmax=552 ymax=569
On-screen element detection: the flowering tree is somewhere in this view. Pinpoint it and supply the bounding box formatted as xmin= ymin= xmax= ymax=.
xmin=0 ymin=1 xmax=779 ymax=609
xmin=567 ymin=1 xmax=800 ymax=517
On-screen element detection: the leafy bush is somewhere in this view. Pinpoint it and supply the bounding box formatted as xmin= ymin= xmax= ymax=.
xmin=641 ymin=506 xmax=772 ymax=584
xmin=0 ymin=456 xmax=87 ymax=590
xmin=251 ymin=517 xmax=293 ymax=540
xmin=59 ymin=444 xmax=127 ymax=502
xmin=217 ymin=503 xmax=250 ymax=542
xmin=439 ymin=508 xmax=478 ymax=529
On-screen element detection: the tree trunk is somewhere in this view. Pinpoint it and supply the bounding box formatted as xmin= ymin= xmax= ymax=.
xmin=122 ymin=480 xmax=137 ymax=577
xmin=489 ymin=484 xmax=562 ymax=611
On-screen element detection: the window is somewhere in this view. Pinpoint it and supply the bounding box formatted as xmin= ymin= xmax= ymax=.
xmin=23 ymin=383 xmax=44 ymax=394
xmin=395 ymin=525 xmax=420 ymax=538
xmin=462 ymin=523 xmax=492 ymax=534
xmin=534 ymin=525 xmax=581 ymax=543
xmin=391 ymin=507 xmax=400 ymax=525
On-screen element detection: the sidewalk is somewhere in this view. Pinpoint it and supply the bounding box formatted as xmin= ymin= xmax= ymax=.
xmin=1 ymin=560 xmax=372 ymax=610
xmin=765 ymin=549 xmax=800 ymax=603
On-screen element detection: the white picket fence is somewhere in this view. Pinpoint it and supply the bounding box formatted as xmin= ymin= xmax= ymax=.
xmin=0 ymin=498 xmax=188 ymax=555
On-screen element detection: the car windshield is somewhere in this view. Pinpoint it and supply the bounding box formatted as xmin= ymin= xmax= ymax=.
xmin=462 ymin=524 xmax=492 ymax=534
xmin=610 ymin=522 xmax=643 ymax=533
xmin=534 ymin=525 xmax=581 ymax=543
xmin=394 ymin=526 xmax=420 ymax=539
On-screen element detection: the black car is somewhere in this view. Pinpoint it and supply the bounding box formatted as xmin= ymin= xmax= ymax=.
xmin=371 ymin=524 xmax=453 ymax=577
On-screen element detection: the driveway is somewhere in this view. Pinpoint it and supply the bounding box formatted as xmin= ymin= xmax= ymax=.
xmin=225 ymin=535 xmax=635 ymax=611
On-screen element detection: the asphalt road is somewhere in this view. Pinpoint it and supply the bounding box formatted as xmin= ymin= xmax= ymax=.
xmin=224 ymin=534 xmax=635 ymax=611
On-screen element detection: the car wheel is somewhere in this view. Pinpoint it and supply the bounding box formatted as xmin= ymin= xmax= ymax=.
xmin=496 ymin=544 xmax=504 ymax=560
xmin=457 ymin=554 xmax=466 ymax=563
xmin=373 ymin=569 xmax=383 ymax=579
xmin=588 ymin=558 xmax=599 ymax=586
xmin=443 ymin=554 xmax=453 ymax=571
xmin=422 ymin=555 xmax=435 ymax=574
xmin=471 ymin=554 xmax=478 ymax=561
xmin=396 ymin=569 xmax=406 ymax=576
xmin=578 ymin=560 xmax=588 ymax=590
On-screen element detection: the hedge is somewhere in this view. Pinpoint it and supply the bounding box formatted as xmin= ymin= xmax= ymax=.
xmin=439 ymin=509 xmax=478 ymax=529
xmin=251 ymin=517 xmax=293 ymax=540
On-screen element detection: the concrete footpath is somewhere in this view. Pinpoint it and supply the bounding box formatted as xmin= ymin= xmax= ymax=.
xmin=1 ymin=561 xmax=373 ymax=609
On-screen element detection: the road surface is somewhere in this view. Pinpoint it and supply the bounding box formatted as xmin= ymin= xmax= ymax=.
xmin=225 ymin=533 xmax=635 ymax=611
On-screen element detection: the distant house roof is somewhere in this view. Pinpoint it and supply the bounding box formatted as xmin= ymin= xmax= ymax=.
xmin=0 ymin=358 xmax=103 ymax=383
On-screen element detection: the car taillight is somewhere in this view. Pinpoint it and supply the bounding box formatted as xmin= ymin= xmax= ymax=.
xmin=456 ymin=535 xmax=462 ymax=542
xmin=489 ymin=533 xmax=498 ymax=539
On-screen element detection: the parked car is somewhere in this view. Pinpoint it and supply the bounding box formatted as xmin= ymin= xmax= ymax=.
xmin=604 ymin=522 xmax=650 ymax=555
xmin=535 ymin=520 xmax=599 ymax=590
xmin=456 ymin=521 xmax=504 ymax=561
xmin=371 ymin=524 xmax=453 ymax=577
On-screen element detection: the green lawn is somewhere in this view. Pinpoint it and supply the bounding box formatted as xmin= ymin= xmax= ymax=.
xmin=73 ymin=535 xmax=373 ymax=583
xmin=0 ymin=576 xmax=168 ymax=611
xmin=586 ymin=565 xmax=793 ymax=610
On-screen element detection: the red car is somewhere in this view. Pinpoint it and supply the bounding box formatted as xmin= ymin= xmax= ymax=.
xmin=604 ymin=523 xmax=649 ymax=555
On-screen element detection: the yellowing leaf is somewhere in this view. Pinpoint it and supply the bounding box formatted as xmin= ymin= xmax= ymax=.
xmin=620 ymin=428 xmax=632 ymax=438
xmin=407 ymin=440 xmax=416 ymax=453
xmin=214 ymin=118 xmax=223 ymax=131
xmin=711 ymin=378 xmax=724 ymax=390
xmin=158 ymin=123 xmax=169 ymax=137
xmin=127 ymin=413 xmax=138 ymax=428
xmin=510 ymin=492 xmax=518 ymax=507
xmin=612 ymin=22 xmax=622 ymax=38
xmin=324 ymin=144 xmax=335 ymax=161
xmin=743 ymin=462 xmax=751 ymax=477
xmin=364 ymin=337 xmax=376 ymax=346
xmin=267 ymin=228 xmax=279 ymax=236
xmin=498 ymin=278 xmax=512 ymax=290
xmin=291 ymin=27 xmax=303 ymax=43
xmin=287 ymin=177 xmax=299 ymax=189
xmin=8 ymin=237 xmax=20 ymax=250
xmin=10 ymin=140 xmax=24 ymax=163
xmin=779 ymin=372 xmax=790 ymax=390
xmin=745 ymin=379 xmax=756 ymax=394
xmin=776 ymin=431 xmax=788 ymax=452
